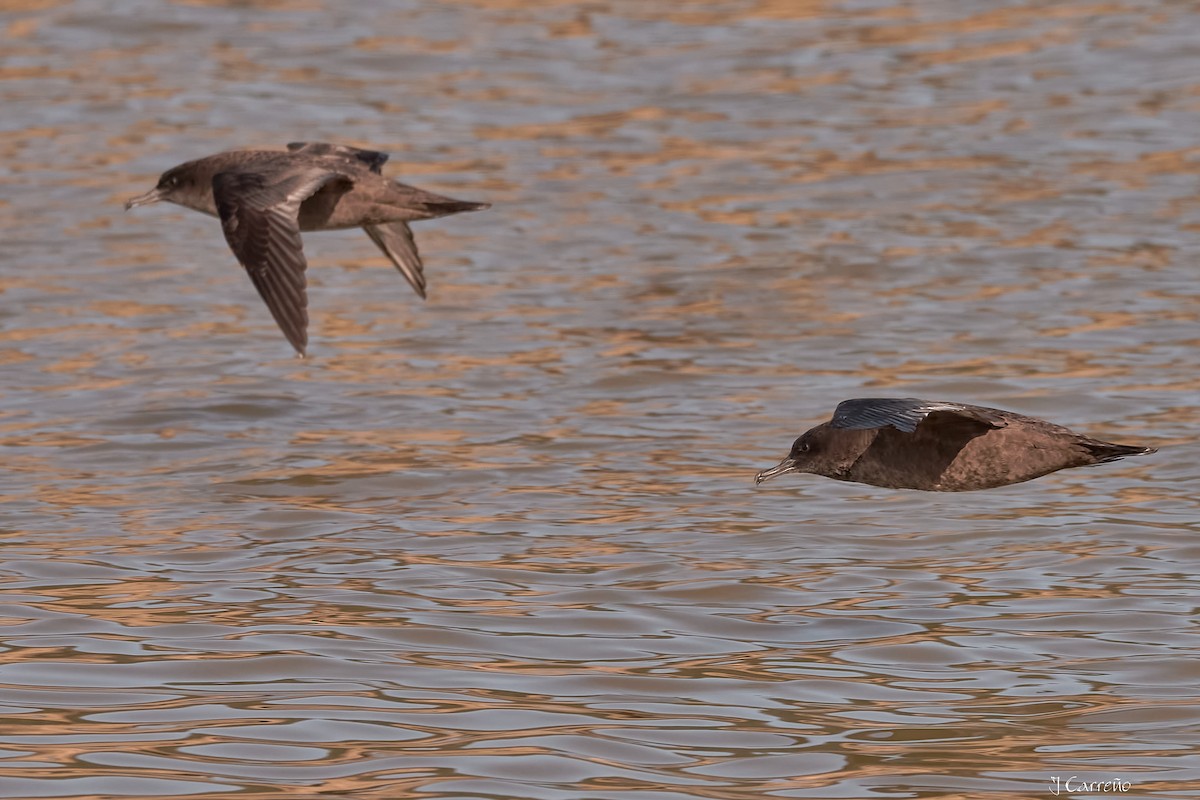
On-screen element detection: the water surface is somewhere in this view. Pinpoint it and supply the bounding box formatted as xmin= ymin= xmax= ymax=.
xmin=1 ymin=1 xmax=1198 ymax=797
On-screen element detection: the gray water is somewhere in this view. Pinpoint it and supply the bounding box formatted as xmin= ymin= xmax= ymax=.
xmin=1 ymin=1 xmax=1198 ymax=798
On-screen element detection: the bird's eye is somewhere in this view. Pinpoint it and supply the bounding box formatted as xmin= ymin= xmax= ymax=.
xmin=800 ymin=443 xmax=810 ymax=452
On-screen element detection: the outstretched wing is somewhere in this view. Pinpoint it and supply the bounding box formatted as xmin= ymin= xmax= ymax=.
xmin=286 ymin=141 xmax=389 ymax=174
xmin=831 ymin=398 xmax=1008 ymax=433
xmin=362 ymin=222 xmax=425 ymax=299
xmin=212 ymin=166 xmax=352 ymax=355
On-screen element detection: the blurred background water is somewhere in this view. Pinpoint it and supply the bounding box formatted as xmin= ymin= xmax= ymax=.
xmin=1 ymin=1 xmax=1198 ymax=797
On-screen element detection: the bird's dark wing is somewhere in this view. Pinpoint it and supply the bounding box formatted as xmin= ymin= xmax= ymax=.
xmin=286 ymin=142 xmax=389 ymax=174
xmin=831 ymin=398 xmax=1009 ymax=433
xmin=362 ymin=222 xmax=425 ymax=299
xmin=212 ymin=166 xmax=351 ymax=355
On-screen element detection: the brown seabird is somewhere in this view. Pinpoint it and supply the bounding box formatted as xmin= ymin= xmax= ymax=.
xmin=125 ymin=142 xmax=489 ymax=356
xmin=755 ymin=398 xmax=1157 ymax=491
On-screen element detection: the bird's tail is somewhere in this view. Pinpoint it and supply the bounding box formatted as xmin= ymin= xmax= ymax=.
xmin=390 ymin=180 xmax=491 ymax=219
xmin=1084 ymin=440 xmax=1157 ymax=463
xmin=426 ymin=199 xmax=490 ymax=215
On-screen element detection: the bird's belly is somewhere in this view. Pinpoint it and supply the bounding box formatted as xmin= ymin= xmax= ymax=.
xmin=298 ymin=190 xmax=351 ymax=231
xmin=297 ymin=216 xmax=362 ymax=232
xmin=297 ymin=196 xmax=402 ymax=231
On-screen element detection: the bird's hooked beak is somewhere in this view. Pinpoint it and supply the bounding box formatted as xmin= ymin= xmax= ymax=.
xmin=754 ymin=456 xmax=797 ymax=486
xmin=124 ymin=187 xmax=166 ymax=211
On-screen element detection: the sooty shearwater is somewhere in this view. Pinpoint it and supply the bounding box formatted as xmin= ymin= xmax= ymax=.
xmin=125 ymin=142 xmax=489 ymax=356
xmin=755 ymin=398 xmax=1156 ymax=492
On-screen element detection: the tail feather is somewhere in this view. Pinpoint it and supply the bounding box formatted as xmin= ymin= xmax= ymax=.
xmin=424 ymin=199 xmax=490 ymax=216
xmin=389 ymin=181 xmax=489 ymax=219
xmin=1084 ymin=440 xmax=1157 ymax=463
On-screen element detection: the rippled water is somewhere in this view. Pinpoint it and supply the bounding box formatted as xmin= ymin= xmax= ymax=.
xmin=2 ymin=1 xmax=1198 ymax=797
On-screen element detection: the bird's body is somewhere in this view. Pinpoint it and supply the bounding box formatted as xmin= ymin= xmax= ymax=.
xmin=755 ymin=398 xmax=1156 ymax=492
xmin=124 ymin=142 xmax=489 ymax=356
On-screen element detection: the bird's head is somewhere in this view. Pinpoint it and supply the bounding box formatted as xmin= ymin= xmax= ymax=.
xmin=124 ymin=163 xmax=200 ymax=210
xmin=754 ymin=423 xmax=869 ymax=485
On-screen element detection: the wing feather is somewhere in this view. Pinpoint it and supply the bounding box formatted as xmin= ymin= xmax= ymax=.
xmin=286 ymin=141 xmax=389 ymax=174
xmin=213 ymin=166 xmax=350 ymax=355
xmin=831 ymin=398 xmax=1008 ymax=433
xmin=362 ymin=222 xmax=425 ymax=299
